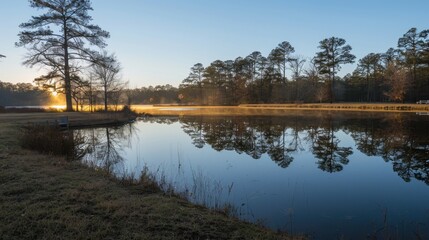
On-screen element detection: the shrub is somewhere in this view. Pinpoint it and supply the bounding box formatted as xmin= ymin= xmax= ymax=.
xmin=21 ymin=125 xmax=85 ymax=160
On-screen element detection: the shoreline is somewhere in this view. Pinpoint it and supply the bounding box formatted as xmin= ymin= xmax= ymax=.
xmin=3 ymin=102 xmax=429 ymax=116
xmin=133 ymin=103 xmax=429 ymax=116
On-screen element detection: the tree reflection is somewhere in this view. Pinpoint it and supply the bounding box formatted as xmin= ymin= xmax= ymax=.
xmin=73 ymin=114 xmax=429 ymax=185
xmin=173 ymin=113 xmax=428 ymax=184
xmin=311 ymin=127 xmax=352 ymax=173
xmin=308 ymin=116 xmax=353 ymax=173
xmin=380 ymin=115 xmax=429 ymax=184
xmin=75 ymin=123 xmax=135 ymax=174
xmin=347 ymin=114 xmax=429 ymax=184
xmin=179 ymin=116 xmax=310 ymax=169
xmin=348 ymin=119 xmax=385 ymax=156
xmin=182 ymin=116 xmax=205 ymax=148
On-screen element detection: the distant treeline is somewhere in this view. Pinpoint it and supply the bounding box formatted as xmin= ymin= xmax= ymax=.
xmin=127 ymin=84 xmax=179 ymax=105
xmin=0 ymin=80 xmax=181 ymax=108
xmin=3 ymin=28 xmax=428 ymax=107
xmin=179 ymin=28 xmax=429 ymax=105
xmin=0 ymin=81 xmax=55 ymax=106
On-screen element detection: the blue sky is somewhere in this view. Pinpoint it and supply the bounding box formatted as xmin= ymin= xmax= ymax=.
xmin=0 ymin=0 xmax=428 ymax=87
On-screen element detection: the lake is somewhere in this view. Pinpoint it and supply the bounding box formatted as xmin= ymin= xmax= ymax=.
xmin=75 ymin=111 xmax=429 ymax=239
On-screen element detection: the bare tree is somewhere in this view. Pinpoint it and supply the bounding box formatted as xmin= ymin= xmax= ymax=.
xmin=17 ymin=0 xmax=109 ymax=111
xmin=289 ymin=56 xmax=306 ymax=101
xmin=289 ymin=56 xmax=306 ymax=80
xmin=315 ymin=84 xmax=329 ymax=103
xmin=301 ymin=58 xmax=322 ymax=102
xmin=91 ymin=51 xmax=122 ymax=111
xmin=384 ymin=62 xmax=409 ymax=102
xmin=123 ymin=82 xmax=134 ymax=107
xmin=84 ymin=73 xmax=97 ymax=112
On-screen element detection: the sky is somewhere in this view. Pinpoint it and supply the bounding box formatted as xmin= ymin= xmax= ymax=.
xmin=0 ymin=0 xmax=428 ymax=88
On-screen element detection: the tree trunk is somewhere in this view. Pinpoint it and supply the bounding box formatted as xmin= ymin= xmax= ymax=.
xmin=63 ymin=21 xmax=73 ymax=112
xmin=330 ymin=71 xmax=335 ymax=103
xmin=367 ymin=74 xmax=370 ymax=102
xmin=104 ymin=86 xmax=108 ymax=111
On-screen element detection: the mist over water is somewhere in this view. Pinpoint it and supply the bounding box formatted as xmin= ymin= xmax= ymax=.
xmin=76 ymin=112 xmax=429 ymax=239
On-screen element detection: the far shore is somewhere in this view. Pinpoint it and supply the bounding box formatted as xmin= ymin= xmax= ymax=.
xmin=132 ymin=103 xmax=429 ymax=116
xmin=2 ymin=103 xmax=429 ymax=116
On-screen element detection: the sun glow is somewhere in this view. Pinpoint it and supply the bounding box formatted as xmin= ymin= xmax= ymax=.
xmin=51 ymin=91 xmax=58 ymax=97
xmin=49 ymin=105 xmax=66 ymax=110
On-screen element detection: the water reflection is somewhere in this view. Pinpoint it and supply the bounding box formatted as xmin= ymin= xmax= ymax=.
xmin=309 ymin=124 xmax=352 ymax=173
xmin=74 ymin=113 xmax=429 ymax=185
xmin=75 ymin=124 xmax=136 ymax=174
xmin=149 ymin=113 xmax=429 ymax=183
xmin=345 ymin=115 xmax=429 ymax=185
xmin=180 ymin=116 xmax=306 ymax=168
xmin=73 ymin=113 xmax=429 ymax=239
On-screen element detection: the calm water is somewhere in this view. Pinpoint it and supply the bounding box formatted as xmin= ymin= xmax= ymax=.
xmin=75 ymin=111 xmax=429 ymax=239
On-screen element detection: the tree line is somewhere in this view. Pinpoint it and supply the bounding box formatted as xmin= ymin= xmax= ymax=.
xmin=4 ymin=1 xmax=429 ymax=109
xmin=0 ymin=81 xmax=54 ymax=106
xmin=180 ymin=28 xmax=429 ymax=105
xmin=0 ymin=79 xmax=180 ymax=109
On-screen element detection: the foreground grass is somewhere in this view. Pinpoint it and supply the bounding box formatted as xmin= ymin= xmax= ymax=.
xmin=0 ymin=114 xmax=297 ymax=240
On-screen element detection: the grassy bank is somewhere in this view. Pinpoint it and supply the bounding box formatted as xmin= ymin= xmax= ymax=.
xmin=133 ymin=103 xmax=429 ymax=116
xmin=0 ymin=113 xmax=298 ymax=239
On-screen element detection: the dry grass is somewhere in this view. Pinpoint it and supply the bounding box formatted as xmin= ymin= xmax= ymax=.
xmin=0 ymin=114 xmax=300 ymax=240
